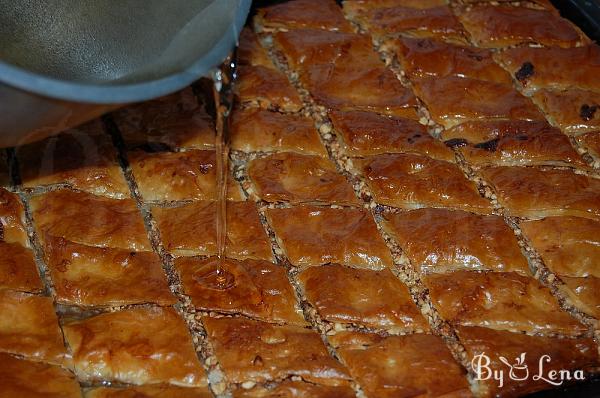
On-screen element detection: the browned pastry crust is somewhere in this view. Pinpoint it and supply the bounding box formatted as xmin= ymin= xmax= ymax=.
xmin=386 ymin=37 xmax=512 ymax=84
xmin=576 ymin=131 xmax=600 ymax=160
xmin=30 ymin=189 xmax=151 ymax=251
xmin=413 ymin=76 xmax=544 ymax=128
xmin=86 ymin=385 xmax=212 ymax=398
xmin=344 ymin=0 xmax=449 ymax=15
xmin=273 ymin=29 xmax=382 ymax=75
xmin=329 ymin=110 xmax=454 ymax=160
xmin=113 ymin=87 xmax=215 ymax=151
xmin=265 ymin=205 xmax=393 ymax=269
xmin=247 ymin=152 xmax=359 ymax=205
xmin=0 ymin=353 xmax=81 ymax=398
xmin=236 ymin=65 xmax=303 ymax=113
xmin=355 ymin=5 xmax=468 ymax=43
xmin=298 ymin=264 xmax=430 ymax=332
xmin=481 ymin=166 xmax=600 ymax=220
xmin=532 ymin=88 xmax=600 ymax=134
xmin=176 ymin=256 xmax=305 ymax=325
xmin=256 ymin=0 xmax=353 ymax=32
xmin=301 ymin=64 xmax=418 ymax=119
xmin=495 ymin=45 xmax=600 ymax=95
xmin=561 ymin=277 xmax=600 ymax=319
xmin=441 ymin=120 xmax=589 ymax=169
xmin=520 ymin=216 xmax=600 ymax=278
xmin=16 ymin=119 xmax=130 ymax=198
xmin=233 ymin=380 xmax=356 ymax=398
xmin=0 ymin=188 xmax=29 ymax=246
xmin=424 ymin=270 xmax=587 ymax=335
xmin=63 ymin=306 xmax=206 ymax=386
xmin=129 ymin=150 xmax=243 ymax=202
xmin=457 ymin=326 xmax=599 ymax=397
xmin=330 ymin=331 xmax=471 ymax=398
xmin=455 ymin=0 xmax=557 ymax=9
xmin=358 ymin=153 xmax=493 ymax=213
xmin=230 ymin=108 xmax=326 ymax=156
xmin=239 ymin=27 xmax=277 ymax=69
xmin=0 ymin=242 xmax=42 ymax=293
xmin=203 ymin=316 xmax=351 ymax=386
xmin=458 ymin=4 xmax=585 ymax=48
xmin=44 ymin=236 xmax=175 ymax=307
xmin=153 ymin=201 xmax=272 ymax=260
xmin=383 ymin=208 xmax=529 ymax=274
xmin=0 ymin=289 xmax=68 ymax=364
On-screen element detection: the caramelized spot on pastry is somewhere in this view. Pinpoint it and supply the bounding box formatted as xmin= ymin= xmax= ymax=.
xmin=266 ymin=205 xmax=393 ymax=269
xmin=299 ymin=265 xmax=429 ymax=332
xmin=444 ymin=138 xmax=469 ymax=148
xmin=176 ymin=256 xmax=305 ymax=325
xmin=113 ymin=87 xmax=215 ymax=151
xmin=236 ymin=65 xmax=303 ymax=113
xmin=330 ymin=331 xmax=471 ymax=398
xmin=481 ymin=166 xmax=600 ymax=220
xmin=248 ymin=152 xmax=359 ymax=205
xmin=44 ymin=236 xmax=175 ymax=307
xmin=0 ymin=290 xmax=67 ymax=364
xmin=383 ymin=208 xmax=529 ymax=274
xmin=329 ymin=110 xmax=454 ymax=160
xmin=0 ymin=353 xmax=80 ymax=398
xmin=153 ymin=201 xmax=272 ymax=260
xmin=424 ymin=271 xmax=587 ymax=335
xmin=203 ymin=316 xmax=351 ymax=386
xmin=533 ymin=88 xmax=600 ymax=133
xmin=0 ymin=242 xmax=42 ymax=293
xmin=580 ymin=104 xmax=598 ymax=122
xmin=16 ymin=119 xmax=129 ymax=198
xmin=358 ymin=153 xmax=492 ymax=213
xmin=514 ymin=61 xmax=534 ymax=84
xmin=30 ymin=189 xmax=151 ymax=251
xmin=457 ymin=326 xmax=599 ymax=397
xmin=230 ymin=108 xmax=326 ymax=156
xmin=458 ymin=5 xmax=584 ymax=48
xmin=256 ymin=0 xmax=353 ymax=32
xmin=129 ymin=150 xmax=243 ymax=202
xmin=63 ymin=306 xmax=206 ymax=386
xmin=413 ymin=76 xmax=544 ymax=128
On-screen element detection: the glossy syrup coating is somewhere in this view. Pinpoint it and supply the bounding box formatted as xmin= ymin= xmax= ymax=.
xmin=256 ymin=0 xmax=353 ymax=32
xmin=0 ymin=188 xmax=29 ymax=246
xmin=233 ymin=380 xmax=356 ymax=398
xmin=236 ymin=65 xmax=303 ymax=112
xmin=0 ymin=243 xmax=42 ymax=293
xmin=532 ymin=88 xmax=600 ymax=134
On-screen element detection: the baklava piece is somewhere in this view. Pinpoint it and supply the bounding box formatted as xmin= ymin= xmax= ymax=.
xmin=329 ymin=110 xmax=454 ymax=160
xmin=255 ymin=0 xmax=353 ymax=32
xmin=86 ymin=385 xmax=212 ymax=398
xmin=424 ymin=270 xmax=587 ymax=335
xmin=63 ymin=306 xmax=205 ymax=386
xmin=239 ymin=28 xmax=277 ymax=69
xmin=236 ymin=65 xmax=303 ymax=113
xmin=113 ymin=87 xmax=215 ymax=151
xmin=0 ymin=289 xmax=67 ymax=364
xmin=302 ymin=63 xmax=418 ymax=119
xmin=442 ymin=120 xmax=589 ymax=169
xmin=129 ymin=150 xmax=243 ymax=202
xmin=495 ymin=45 xmax=600 ymax=95
xmin=383 ymin=208 xmax=529 ymax=275
xmin=560 ymin=277 xmax=600 ymax=319
xmin=233 ymin=380 xmax=356 ymax=398
xmin=355 ymin=5 xmax=468 ymax=43
xmin=266 ymin=205 xmax=393 ymax=269
xmin=176 ymin=256 xmax=305 ymax=325
xmin=247 ymin=152 xmax=359 ymax=205
xmin=532 ymin=88 xmax=600 ymax=134
xmin=44 ymin=236 xmax=175 ymax=307
xmin=0 ymin=353 xmax=80 ymax=398
xmin=153 ymin=201 xmax=272 ymax=260
xmin=30 ymin=189 xmax=151 ymax=251
xmin=0 ymin=242 xmax=42 ymax=293
xmin=481 ymin=166 xmax=600 ymax=220
xmin=413 ymin=76 xmax=544 ymax=128
xmin=358 ymin=153 xmax=493 ymax=213
xmin=16 ymin=119 xmax=129 ymax=198
xmin=385 ymin=37 xmax=511 ymax=84
xmin=230 ymin=108 xmax=327 ymax=156
xmin=458 ymin=326 xmax=599 ymax=397
xmin=203 ymin=316 xmax=351 ymax=386
xmin=0 ymin=188 xmax=29 ymax=245
xmin=330 ymin=331 xmax=471 ymax=398
xmin=458 ymin=5 xmax=585 ymax=48
xmin=298 ymin=264 xmax=429 ymax=332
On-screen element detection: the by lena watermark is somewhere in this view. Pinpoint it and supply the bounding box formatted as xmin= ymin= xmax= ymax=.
xmin=471 ymin=352 xmax=585 ymax=388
